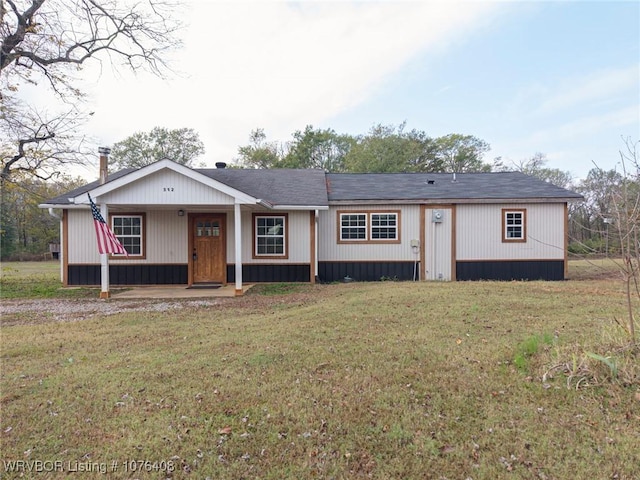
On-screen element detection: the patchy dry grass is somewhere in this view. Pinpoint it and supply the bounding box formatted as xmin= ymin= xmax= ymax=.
xmin=0 ymin=262 xmax=126 ymax=299
xmin=566 ymin=256 xmax=626 ymax=281
xmin=1 ymin=262 xmax=639 ymax=479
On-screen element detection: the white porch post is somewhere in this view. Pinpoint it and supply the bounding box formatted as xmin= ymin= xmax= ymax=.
xmin=58 ymin=212 xmax=64 ymax=283
xmin=99 ymin=203 xmax=110 ymax=299
xmin=234 ymin=201 xmax=243 ymax=295
xmin=314 ymin=209 xmax=319 ymax=282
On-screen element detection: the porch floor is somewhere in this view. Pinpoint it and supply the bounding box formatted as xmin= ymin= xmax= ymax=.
xmin=110 ymin=283 xmax=254 ymax=299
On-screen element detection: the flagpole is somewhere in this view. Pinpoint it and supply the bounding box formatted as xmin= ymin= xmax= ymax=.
xmin=99 ymin=202 xmax=110 ymax=299
xmin=97 ymin=146 xmax=112 ymax=299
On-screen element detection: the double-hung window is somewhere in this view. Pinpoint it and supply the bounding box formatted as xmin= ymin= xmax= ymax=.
xmin=339 ymin=211 xmax=400 ymax=243
xmin=340 ymin=213 xmax=367 ymax=240
xmin=371 ymin=213 xmax=398 ymax=240
xmin=111 ymin=214 xmax=145 ymax=257
xmin=502 ymin=209 xmax=526 ymax=242
xmin=254 ymin=214 xmax=287 ymax=258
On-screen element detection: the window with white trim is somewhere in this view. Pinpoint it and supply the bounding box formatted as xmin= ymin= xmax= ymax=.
xmin=371 ymin=213 xmax=398 ymax=240
xmin=502 ymin=209 xmax=526 ymax=242
xmin=340 ymin=213 xmax=367 ymax=240
xmin=112 ymin=215 xmax=144 ymax=255
xmin=254 ymin=215 xmax=286 ymax=256
xmin=339 ymin=211 xmax=400 ymax=243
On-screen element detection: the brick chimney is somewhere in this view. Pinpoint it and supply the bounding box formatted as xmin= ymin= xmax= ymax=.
xmin=98 ymin=147 xmax=111 ymax=185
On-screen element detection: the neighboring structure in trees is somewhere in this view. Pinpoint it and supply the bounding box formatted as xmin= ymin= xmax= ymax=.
xmin=40 ymin=159 xmax=583 ymax=293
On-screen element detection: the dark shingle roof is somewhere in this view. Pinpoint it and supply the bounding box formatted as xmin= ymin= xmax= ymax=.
xmin=41 ymin=164 xmax=583 ymax=207
xmin=326 ymin=172 xmax=583 ymax=202
xmin=199 ymin=168 xmax=328 ymax=206
xmin=41 ymin=166 xmax=329 ymax=207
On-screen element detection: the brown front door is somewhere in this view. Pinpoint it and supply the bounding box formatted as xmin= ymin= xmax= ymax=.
xmin=191 ymin=215 xmax=226 ymax=284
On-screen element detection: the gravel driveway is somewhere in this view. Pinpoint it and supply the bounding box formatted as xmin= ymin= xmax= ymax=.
xmin=0 ymin=298 xmax=220 ymax=326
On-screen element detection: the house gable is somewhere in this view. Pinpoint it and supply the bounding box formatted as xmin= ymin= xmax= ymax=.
xmin=97 ymin=168 xmax=237 ymax=206
xmin=70 ymin=159 xmax=257 ymax=206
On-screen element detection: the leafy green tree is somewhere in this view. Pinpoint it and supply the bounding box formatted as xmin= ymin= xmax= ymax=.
xmin=433 ymin=134 xmax=492 ymax=173
xmin=110 ymin=127 xmax=205 ymax=169
xmin=343 ymin=123 xmax=427 ymax=173
xmin=235 ymin=124 xmax=493 ymax=174
xmin=0 ymin=174 xmax=84 ymax=259
xmin=236 ymin=129 xmax=284 ymax=169
xmin=282 ymin=126 xmax=353 ymax=172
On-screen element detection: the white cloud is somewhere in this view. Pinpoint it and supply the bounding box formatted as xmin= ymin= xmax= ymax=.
xmin=535 ymin=64 xmax=639 ymax=115
xmin=529 ymin=105 xmax=639 ymax=144
xmin=80 ymin=1 xmax=502 ymax=171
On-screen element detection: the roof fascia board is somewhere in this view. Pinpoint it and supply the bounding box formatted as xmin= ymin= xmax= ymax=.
xmin=270 ymin=205 xmax=329 ymax=211
xmin=328 ymin=197 xmax=582 ymax=205
xmin=38 ymin=203 xmax=88 ymax=209
xmin=71 ymin=160 xmax=257 ymax=205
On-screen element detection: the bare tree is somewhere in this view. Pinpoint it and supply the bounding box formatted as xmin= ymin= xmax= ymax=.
xmin=610 ymin=138 xmax=639 ymax=344
xmin=0 ymin=0 xmax=181 ymax=184
xmin=0 ymin=96 xmax=92 ymax=182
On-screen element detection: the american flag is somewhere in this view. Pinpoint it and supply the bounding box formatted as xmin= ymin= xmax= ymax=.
xmin=88 ymin=194 xmax=128 ymax=255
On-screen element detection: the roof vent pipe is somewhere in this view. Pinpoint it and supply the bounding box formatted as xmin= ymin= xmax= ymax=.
xmin=452 ymin=172 xmax=457 ymax=183
xmin=98 ymin=147 xmax=111 ymax=185
xmin=215 ymin=162 xmax=227 ymax=169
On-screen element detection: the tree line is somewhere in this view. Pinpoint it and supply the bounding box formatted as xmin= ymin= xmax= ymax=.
xmin=1 ymin=121 xmax=637 ymax=260
xmin=235 ymin=124 xmax=493 ymax=174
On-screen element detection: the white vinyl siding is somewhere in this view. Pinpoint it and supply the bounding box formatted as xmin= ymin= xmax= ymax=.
xmin=99 ymin=169 xmax=236 ymax=205
xmin=424 ymin=207 xmax=453 ymax=281
xmin=227 ymin=210 xmax=311 ymax=264
xmin=457 ymin=203 xmax=565 ymax=260
xmin=319 ymin=206 xmax=420 ymax=261
xmin=67 ymin=210 xmax=188 ymax=264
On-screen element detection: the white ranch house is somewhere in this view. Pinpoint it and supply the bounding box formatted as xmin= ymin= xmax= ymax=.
xmin=40 ymin=158 xmax=583 ymax=295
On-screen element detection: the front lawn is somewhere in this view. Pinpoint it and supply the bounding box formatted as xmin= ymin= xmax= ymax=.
xmin=1 ymin=268 xmax=638 ymax=479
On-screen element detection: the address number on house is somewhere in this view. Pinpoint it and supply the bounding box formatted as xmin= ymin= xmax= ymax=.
xmin=163 ymin=187 xmax=174 ymax=192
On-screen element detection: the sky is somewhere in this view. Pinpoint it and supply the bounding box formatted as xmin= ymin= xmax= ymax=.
xmin=76 ymin=0 xmax=639 ymax=182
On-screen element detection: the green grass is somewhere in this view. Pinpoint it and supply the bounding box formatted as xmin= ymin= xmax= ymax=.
xmin=247 ymin=282 xmax=314 ymax=296
xmin=0 ymin=261 xmax=125 ymax=299
xmin=1 ymin=261 xmax=639 ymax=479
xmin=513 ymin=333 xmax=555 ymax=372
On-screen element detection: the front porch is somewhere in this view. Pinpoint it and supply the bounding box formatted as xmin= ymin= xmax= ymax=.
xmin=110 ymin=283 xmax=255 ymax=299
